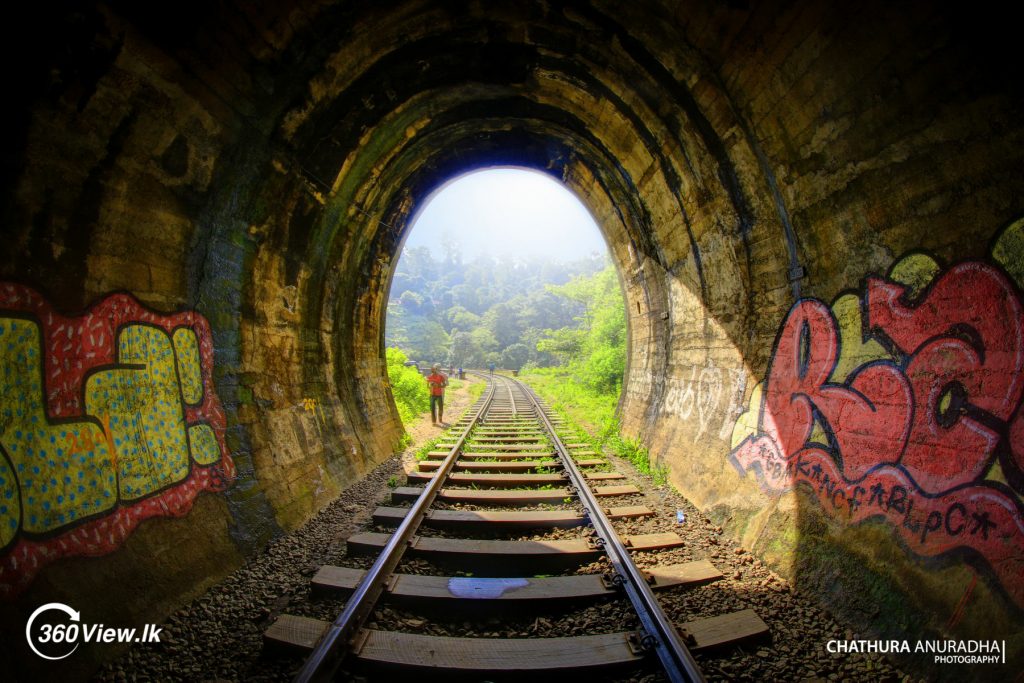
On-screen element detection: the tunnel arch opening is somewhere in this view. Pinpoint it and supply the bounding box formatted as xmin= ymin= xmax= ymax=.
xmin=310 ymin=128 xmax=683 ymax=466
xmin=0 ymin=3 xmax=804 ymax=641
xmin=381 ymin=165 xmax=626 ymax=428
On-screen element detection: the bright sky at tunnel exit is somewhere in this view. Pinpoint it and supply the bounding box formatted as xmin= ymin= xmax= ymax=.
xmin=402 ymin=168 xmax=607 ymax=261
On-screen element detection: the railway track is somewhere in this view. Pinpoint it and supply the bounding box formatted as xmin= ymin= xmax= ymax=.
xmin=265 ymin=373 xmax=768 ymax=681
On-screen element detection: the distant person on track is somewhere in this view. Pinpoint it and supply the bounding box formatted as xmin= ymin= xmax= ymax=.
xmin=427 ymin=363 xmax=448 ymax=425
xmin=488 ymin=362 xmax=495 ymax=374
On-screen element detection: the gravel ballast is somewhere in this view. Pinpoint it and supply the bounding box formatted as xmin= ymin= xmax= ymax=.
xmin=94 ymin=383 xmax=911 ymax=682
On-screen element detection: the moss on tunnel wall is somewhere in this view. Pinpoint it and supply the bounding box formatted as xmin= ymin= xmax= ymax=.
xmin=0 ymin=1 xmax=1022 ymax=679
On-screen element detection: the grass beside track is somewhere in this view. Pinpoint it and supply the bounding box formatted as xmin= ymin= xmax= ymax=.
xmin=518 ymin=368 xmax=669 ymax=486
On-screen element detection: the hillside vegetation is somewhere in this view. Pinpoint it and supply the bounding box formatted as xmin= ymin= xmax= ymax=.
xmin=385 ymin=246 xmax=655 ymax=482
xmin=385 ymin=246 xmax=604 ymax=369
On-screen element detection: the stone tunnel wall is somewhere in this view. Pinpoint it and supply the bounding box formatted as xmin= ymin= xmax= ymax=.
xmin=0 ymin=0 xmax=1021 ymax=678
xmin=615 ymin=4 xmax=1024 ymax=674
xmin=0 ymin=3 xmax=408 ymax=676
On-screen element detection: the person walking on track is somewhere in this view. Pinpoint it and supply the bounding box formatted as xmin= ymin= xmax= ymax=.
xmin=427 ymin=363 xmax=448 ymax=425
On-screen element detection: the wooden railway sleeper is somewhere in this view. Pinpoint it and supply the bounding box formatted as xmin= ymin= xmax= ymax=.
xmin=292 ymin=380 xmax=499 ymax=683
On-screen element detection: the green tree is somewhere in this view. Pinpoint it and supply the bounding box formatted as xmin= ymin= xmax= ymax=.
xmin=385 ymin=249 xmax=617 ymax=374
xmin=408 ymin=319 xmax=450 ymax=362
xmin=470 ymin=326 xmax=499 ymax=355
xmin=536 ymin=263 xmax=626 ymax=393
xmin=444 ymin=305 xmax=481 ymax=332
xmin=501 ymin=343 xmax=531 ymax=370
xmin=449 ymin=283 xmax=479 ymax=312
xmin=483 ymin=302 xmax=519 ymax=348
xmin=536 ymin=326 xmax=583 ymax=363
xmin=398 ymin=290 xmax=429 ymax=315
xmin=448 ymin=329 xmax=481 ymax=367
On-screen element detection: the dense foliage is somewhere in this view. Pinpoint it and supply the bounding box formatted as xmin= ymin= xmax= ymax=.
xmin=535 ymin=264 xmax=626 ymax=394
xmin=520 ymin=260 xmax=629 ymax=462
xmin=385 ymin=246 xmax=604 ymax=369
xmin=385 ymin=347 xmax=429 ymax=425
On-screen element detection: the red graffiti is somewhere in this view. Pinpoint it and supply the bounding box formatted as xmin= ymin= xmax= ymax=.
xmin=761 ymin=299 xmax=913 ymax=480
xmin=730 ymin=256 xmax=1024 ymax=607
xmin=730 ymin=434 xmax=788 ymax=489
xmin=867 ymin=262 xmax=1024 ymax=491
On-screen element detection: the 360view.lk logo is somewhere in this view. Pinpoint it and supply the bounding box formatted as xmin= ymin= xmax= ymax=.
xmin=26 ymin=603 xmax=162 ymax=660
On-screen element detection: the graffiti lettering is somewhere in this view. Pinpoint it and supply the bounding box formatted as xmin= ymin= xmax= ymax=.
xmin=655 ymin=361 xmax=748 ymax=442
xmin=922 ymin=511 xmax=942 ymax=543
xmin=759 ymin=299 xmax=913 ymax=480
xmin=867 ymin=263 xmax=1024 ymax=490
xmin=0 ymin=283 xmax=233 ymax=597
xmin=946 ymin=503 xmax=967 ymax=536
xmin=302 ymin=397 xmax=327 ymax=439
xmin=728 ymin=226 xmax=1024 ymax=608
xmin=848 ymin=486 xmax=865 ymax=515
xmin=780 ymin=448 xmax=1024 ymax=606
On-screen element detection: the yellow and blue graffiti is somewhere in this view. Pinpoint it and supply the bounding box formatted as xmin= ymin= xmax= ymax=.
xmin=0 ymin=285 xmax=232 ymax=596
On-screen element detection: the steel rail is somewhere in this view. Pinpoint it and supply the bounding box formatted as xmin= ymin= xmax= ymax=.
xmin=293 ymin=377 xmax=498 ymax=683
xmin=512 ymin=376 xmax=706 ymax=683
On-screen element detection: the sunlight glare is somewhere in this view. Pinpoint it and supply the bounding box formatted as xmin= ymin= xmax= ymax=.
xmin=403 ymin=168 xmax=605 ymax=261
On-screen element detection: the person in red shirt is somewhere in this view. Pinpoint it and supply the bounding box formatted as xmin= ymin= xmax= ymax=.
xmin=426 ymin=363 xmax=448 ymax=425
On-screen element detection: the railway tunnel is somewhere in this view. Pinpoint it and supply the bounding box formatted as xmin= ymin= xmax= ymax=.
xmin=2 ymin=0 xmax=1023 ymax=679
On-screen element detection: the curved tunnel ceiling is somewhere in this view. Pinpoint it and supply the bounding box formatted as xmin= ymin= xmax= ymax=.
xmin=285 ymin=7 xmax=767 ymax=285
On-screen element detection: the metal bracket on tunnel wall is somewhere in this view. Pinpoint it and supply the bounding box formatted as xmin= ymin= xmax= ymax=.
xmin=0 ymin=283 xmax=234 ymax=598
xmin=727 ymin=219 xmax=1024 ymax=611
